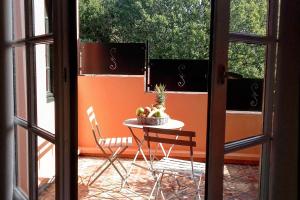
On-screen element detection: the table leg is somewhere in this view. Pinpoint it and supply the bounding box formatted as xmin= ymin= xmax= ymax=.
xmin=123 ymin=127 xmax=151 ymax=187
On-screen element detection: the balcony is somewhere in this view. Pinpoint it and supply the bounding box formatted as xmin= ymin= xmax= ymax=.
xmin=77 ymin=63 xmax=262 ymax=163
xmin=38 ymin=157 xmax=259 ymax=199
xmin=37 ymin=69 xmax=261 ymax=199
xmin=24 ymin=42 xmax=263 ymax=199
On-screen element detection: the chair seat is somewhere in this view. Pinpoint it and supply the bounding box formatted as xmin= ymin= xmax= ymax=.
xmin=98 ymin=137 xmax=133 ymax=148
xmin=153 ymin=157 xmax=205 ymax=176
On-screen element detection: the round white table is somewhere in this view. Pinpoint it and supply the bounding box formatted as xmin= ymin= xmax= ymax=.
xmin=123 ymin=118 xmax=184 ymax=130
xmin=123 ymin=118 xmax=184 ymax=185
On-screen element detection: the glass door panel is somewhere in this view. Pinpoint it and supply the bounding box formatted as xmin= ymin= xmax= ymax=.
xmin=11 ymin=0 xmax=76 ymax=199
xmin=13 ymin=46 xmax=28 ymax=120
xmin=229 ymin=0 xmax=268 ymax=35
xmin=12 ymin=0 xmax=26 ymax=40
xmin=223 ymin=145 xmax=262 ymax=199
xmin=220 ymin=0 xmax=276 ymax=197
xmin=16 ymin=126 xmax=29 ymax=198
xmin=33 ymin=0 xmax=53 ymax=36
xmin=35 ymin=43 xmax=55 ymax=134
xmin=225 ymin=42 xmax=266 ymax=142
xmin=37 ymin=136 xmax=55 ymax=199
xmin=228 ymin=43 xmax=265 ymax=80
xmin=205 ymin=0 xmax=276 ymax=198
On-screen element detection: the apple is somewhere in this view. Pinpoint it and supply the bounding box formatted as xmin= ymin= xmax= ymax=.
xmin=154 ymin=110 xmax=161 ymax=117
xmin=155 ymin=110 xmax=167 ymax=117
xmin=136 ymin=107 xmax=144 ymax=116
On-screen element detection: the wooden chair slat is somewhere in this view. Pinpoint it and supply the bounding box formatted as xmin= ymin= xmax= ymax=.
xmin=144 ymin=127 xmax=195 ymax=137
xmin=144 ymin=136 xmax=196 ymax=147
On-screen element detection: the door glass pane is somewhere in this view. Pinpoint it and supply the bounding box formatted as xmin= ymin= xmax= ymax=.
xmin=37 ymin=136 xmax=55 ymax=199
xmin=33 ymin=0 xmax=52 ymax=36
xmin=223 ymin=145 xmax=262 ymax=199
xmin=35 ymin=44 xmax=55 ymax=134
xmin=226 ymin=43 xmax=265 ymax=142
xmin=229 ymin=0 xmax=268 ymax=35
xmin=228 ymin=43 xmax=265 ymax=79
xmin=14 ymin=46 xmax=28 ymax=120
xmin=12 ymin=0 xmax=25 ymax=40
xmin=16 ymin=126 xmax=29 ymax=197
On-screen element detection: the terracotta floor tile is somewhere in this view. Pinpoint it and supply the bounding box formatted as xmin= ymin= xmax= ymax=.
xmin=39 ymin=156 xmax=259 ymax=200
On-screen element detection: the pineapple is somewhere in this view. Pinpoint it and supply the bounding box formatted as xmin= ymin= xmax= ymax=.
xmin=154 ymin=84 xmax=166 ymax=110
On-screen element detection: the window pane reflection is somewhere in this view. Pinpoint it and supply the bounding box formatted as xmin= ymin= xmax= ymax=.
xmin=14 ymin=46 xmax=28 ymax=120
xmin=16 ymin=126 xmax=29 ymax=197
xmin=35 ymin=44 xmax=55 ymax=134
xmin=12 ymin=0 xmax=26 ymax=40
xmin=226 ymin=42 xmax=265 ymax=142
xmin=37 ymin=136 xmax=55 ymax=199
xmin=230 ymin=0 xmax=268 ymax=35
xmin=34 ymin=0 xmax=53 ymax=36
xmin=223 ymin=145 xmax=261 ymax=199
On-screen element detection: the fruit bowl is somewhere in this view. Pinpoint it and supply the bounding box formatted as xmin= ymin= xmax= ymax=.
xmin=136 ymin=84 xmax=169 ymax=125
xmin=137 ymin=116 xmax=169 ymax=125
xmin=145 ymin=116 xmax=169 ymax=125
xmin=137 ymin=116 xmax=147 ymax=124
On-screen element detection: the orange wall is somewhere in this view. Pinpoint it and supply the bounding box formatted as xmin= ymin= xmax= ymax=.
xmin=78 ymin=76 xmax=263 ymax=162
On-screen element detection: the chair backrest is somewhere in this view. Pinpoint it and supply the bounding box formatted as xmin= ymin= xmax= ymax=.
xmin=86 ymin=106 xmax=102 ymax=140
xmin=143 ymin=127 xmax=196 ymax=158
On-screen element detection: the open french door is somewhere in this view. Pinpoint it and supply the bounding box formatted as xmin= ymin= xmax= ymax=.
xmin=206 ymin=0 xmax=279 ymax=199
xmin=205 ymin=0 xmax=230 ymax=199
xmin=10 ymin=0 xmax=78 ymax=199
xmin=53 ymin=0 xmax=78 ymax=199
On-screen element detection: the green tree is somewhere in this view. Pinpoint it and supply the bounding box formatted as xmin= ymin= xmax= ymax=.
xmin=228 ymin=0 xmax=267 ymax=79
xmin=79 ymin=0 xmax=111 ymax=42
xmin=80 ymin=0 xmax=211 ymax=59
xmin=79 ymin=0 xmax=267 ymax=78
xmin=229 ymin=43 xmax=265 ymax=79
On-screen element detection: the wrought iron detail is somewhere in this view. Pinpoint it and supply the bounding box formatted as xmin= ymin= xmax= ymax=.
xmin=177 ymin=64 xmax=186 ymax=87
xmin=250 ymin=82 xmax=259 ymax=107
xmin=109 ymin=48 xmax=117 ymax=70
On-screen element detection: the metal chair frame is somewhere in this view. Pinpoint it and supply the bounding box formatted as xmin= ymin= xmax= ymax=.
xmin=86 ymin=106 xmax=132 ymax=186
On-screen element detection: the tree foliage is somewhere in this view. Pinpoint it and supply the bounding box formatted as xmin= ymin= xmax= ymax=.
xmin=228 ymin=0 xmax=267 ymax=78
xmin=79 ymin=0 xmax=267 ymax=78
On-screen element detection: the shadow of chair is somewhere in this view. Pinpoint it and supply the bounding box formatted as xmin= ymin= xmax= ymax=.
xmin=86 ymin=106 xmax=132 ymax=186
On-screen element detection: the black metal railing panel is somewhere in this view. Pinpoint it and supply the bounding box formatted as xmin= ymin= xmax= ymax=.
xmin=148 ymin=59 xmax=209 ymax=92
xmin=80 ymin=42 xmax=146 ymax=75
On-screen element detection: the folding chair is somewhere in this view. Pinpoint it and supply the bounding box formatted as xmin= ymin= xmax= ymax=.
xmin=143 ymin=127 xmax=205 ymax=200
xmin=86 ymin=106 xmax=132 ymax=186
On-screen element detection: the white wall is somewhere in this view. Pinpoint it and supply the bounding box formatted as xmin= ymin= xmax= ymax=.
xmin=34 ymin=0 xmax=55 ymax=188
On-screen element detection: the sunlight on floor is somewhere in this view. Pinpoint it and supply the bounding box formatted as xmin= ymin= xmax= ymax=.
xmin=39 ymin=156 xmax=259 ymax=200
